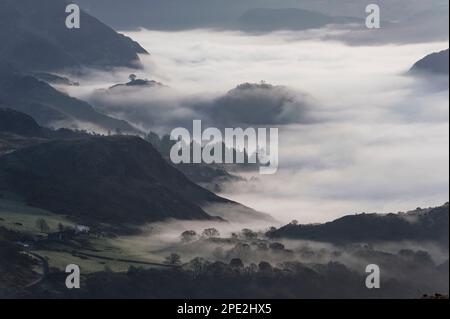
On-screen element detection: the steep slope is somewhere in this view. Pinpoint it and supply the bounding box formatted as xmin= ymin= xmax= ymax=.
xmin=410 ymin=49 xmax=449 ymax=75
xmin=0 ymin=0 xmax=147 ymax=72
xmin=0 ymin=134 xmax=265 ymax=224
xmin=0 ymin=107 xmax=88 ymax=154
xmin=0 ymin=66 xmax=138 ymax=133
xmin=0 ymin=108 xmax=44 ymax=138
xmin=268 ymin=204 xmax=449 ymax=247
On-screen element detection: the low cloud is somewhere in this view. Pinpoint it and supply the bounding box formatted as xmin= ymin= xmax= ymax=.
xmin=62 ymin=29 xmax=448 ymax=224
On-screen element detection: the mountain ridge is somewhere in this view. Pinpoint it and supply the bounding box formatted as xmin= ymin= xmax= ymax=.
xmin=268 ymin=204 xmax=449 ymax=247
xmin=0 ymin=111 xmax=269 ymax=225
xmin=0 ymin=0 xmax=148 ymax=72
xmin=0 ymin=65 xmax=139 ymax=134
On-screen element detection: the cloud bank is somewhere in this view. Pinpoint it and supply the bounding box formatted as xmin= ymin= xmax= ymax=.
xmin=63 ymin=29 xmax=449 ymax=223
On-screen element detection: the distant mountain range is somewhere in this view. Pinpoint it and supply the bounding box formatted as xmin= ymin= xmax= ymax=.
xmin=73 ymin=0 xmax=360 ymax=31
xmin=410 ymin=49 xmax=449 ymax=75
xmin=0 ymin=109 xmax=268 ymax=226
xmin=0 ymin=0 xmax=147 ymax=72
xmin=70 ymin=0 xmax=449 ymax=45
xmin=237 ymin=8 xmax=359 ymax=32
xmin=73 ymin=0 xmax=310 ymax=30
xmin=269 ymin=204 xmax=449 ymax=247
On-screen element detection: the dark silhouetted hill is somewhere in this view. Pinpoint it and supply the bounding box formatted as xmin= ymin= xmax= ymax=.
xmin=0 ymin=0 xmax=147 ymax=72
xmin=0 ymin=132 xmax=265 ymax=224
xmin=0 ymin=66 xmax=138 ymax=133
xmin=268 ymin=204 xmax=449 ymax=247
xmin=0 ymin=108 xmax=44 ymax=137
xmin=410 ymin=49 xmax=449 ymax=75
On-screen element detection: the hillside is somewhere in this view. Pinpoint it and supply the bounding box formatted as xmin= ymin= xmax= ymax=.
xmin=0 ymin=136 xmax=207 ymax=224
xmin=0 ymin=108 xmax=44 ymax=138
xmin=0 ymin=66 xmax=138 ymax=133
xmin=0 ymin=130 xmax=266 ymax=224
xmin=0 ymin=0 xmax=147 ymax=72
xmin=410 ymin=49 xmax=449 ymax=75
xmin=268 ymin=204 xmax=449 ymax=247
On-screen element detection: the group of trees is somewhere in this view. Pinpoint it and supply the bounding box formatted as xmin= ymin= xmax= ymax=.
xmin=180 ymin=227 xmax=272 ymax=243
xmin=180 ymin=228 xmax=221 ymax=242
xmin=35 ymin=219 xmax=73 ymax=235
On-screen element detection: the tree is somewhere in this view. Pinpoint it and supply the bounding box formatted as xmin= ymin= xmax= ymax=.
xmin=201 ymin=228 xmax=220 ymax=239
xmin=181 ymin=230 xmax=197 ymax=243
xmin=246 ymin=263 xmax=258 ymax=276
xmin=258 ymin=261 xmax=273 ymax=272
xmin=269 ymin=242 xmax=285 ymax=251
xmin=58 ymin=223 xmax=65 ymax=232
xmin=290 ymin=220 xmax=299 ymax=226
xmin=129 ymin=74 xmax=137 ymax=82
xmin=188 ymin=257 xmax=207 ymax=279
xmin=240 ymin=228 xmax=257 ymax=240
xmin=229 ymin=258 xmax=244 ymax=268
xmin=165 ymin=253 xmax=181 ymax=266
xmin=36 ymin=218 xmax=50 ymax=233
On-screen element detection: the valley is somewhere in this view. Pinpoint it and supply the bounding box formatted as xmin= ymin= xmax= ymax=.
xmin=0 ymin=0 xmax=448 ymax=300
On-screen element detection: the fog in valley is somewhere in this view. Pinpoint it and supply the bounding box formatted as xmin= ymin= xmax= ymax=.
xmin=60 ymin=29 xmax=449 ymax=224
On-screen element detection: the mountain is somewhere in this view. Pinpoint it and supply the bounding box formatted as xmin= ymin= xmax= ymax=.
xmin=206 ymin=82 xmax=316 ymax=125
xmin=73 ymin=0 xmax=360 ymax=31
xmin=0 ymin=115 xmax=267 ymax=224
xmin=237 ymin=8 xmax=358 ymax=32
xmin=410 ymin=49 xmax=449 ymax=75
xmin=0 ymin=66 xmax=138 ymax=133
xmin=0 ymin=0 xmax=148 ymax=72
xmin=0 ymin=108 xmax=44 ymax=138
xmin=0 ymin=108 xmax=47 ymax=155
xmin=268 ymin=204 xmax=449 ymax=247
xmin=0 ymin=136 xmax=211 ymax=224
xmin=73 ymin=0 xmax=287 ymax=30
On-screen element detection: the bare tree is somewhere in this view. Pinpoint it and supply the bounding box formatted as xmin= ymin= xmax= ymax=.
xmin=36 ymin=218 xmax=50 ymax=233
xmin=201 ymin=228 xmax=220 ymax=239
xmin=165 ymin=253 xmax=181 ymax=266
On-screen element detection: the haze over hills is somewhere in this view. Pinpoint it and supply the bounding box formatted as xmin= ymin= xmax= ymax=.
xmin=0 ymin=0 xmax=447 ymax=301
xmin=0 ymin=0 xmax=150 ymax=132
xmin=0 ymin=0 xmax=147 ymax=72
xmin=73 ymin=0 xmax=311 ymax=30
xmin=74 ymin=0 xmax=362 ymax=31
xmin=0 ymin=109 xmax=268 ymax=225
xmin=73 ymin=0 xmax=448 ymax=43
xmin=269 ymin=204 xmax=449 ymax=247
xmin=0 ymin=66 xmax=139 ymax=133
xmin=237 ymin=8 xmax=358 ymax=32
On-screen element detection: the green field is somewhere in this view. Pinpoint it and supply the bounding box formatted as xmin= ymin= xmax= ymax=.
xmin=0 ymin=198 xmax=75 ymax=235
xmin=1 ymin=198 xmax=169 ymax=273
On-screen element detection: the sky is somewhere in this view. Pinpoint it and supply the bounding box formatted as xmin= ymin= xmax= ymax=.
xmin=65 ymin=27 xmax=449 ymax=224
